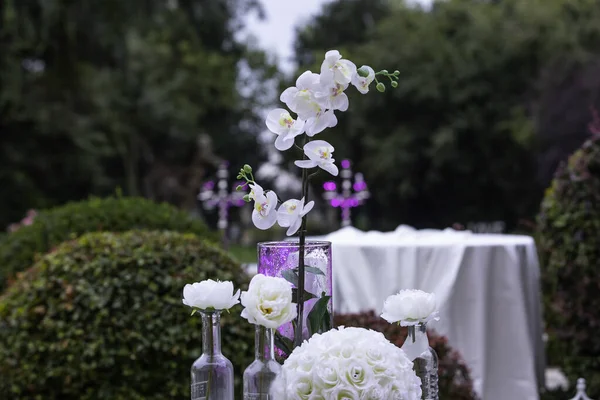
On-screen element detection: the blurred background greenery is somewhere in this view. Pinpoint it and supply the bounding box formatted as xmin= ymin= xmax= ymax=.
xmin=2 ymin=0 xmax=600 ymax=398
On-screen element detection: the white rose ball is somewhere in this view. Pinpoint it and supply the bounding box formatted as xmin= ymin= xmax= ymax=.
xmin=182 ymin=279 xmax=240 ymax=311
xmin=380 ymin=289 xmax=438 ymax=326
xmin=240 ymin=274 xmax=297 ymax=329
xmin=271 ymin=327 xmax=421 ymax=399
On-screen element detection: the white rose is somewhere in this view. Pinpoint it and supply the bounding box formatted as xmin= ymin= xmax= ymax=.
xmin=341 ymin=358 xmax=374 ymax=391
xmin=313 ymin=361 xmax=341 ymax=390
xmin=287 ymin=372 xmax=314 ymax=400
xmin=240 ymin=274 xmax=297 ymax=329
xmin=380 ymin=289 xmax=439 ymax=326
xmin=182 ymin=279 xmax=240 ymax=311
xmin=324 ymin=385 xmax=360 ymax=400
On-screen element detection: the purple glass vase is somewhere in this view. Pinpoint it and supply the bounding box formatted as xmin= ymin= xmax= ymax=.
xmin=257 ymin=241 xmax=333 ymax=352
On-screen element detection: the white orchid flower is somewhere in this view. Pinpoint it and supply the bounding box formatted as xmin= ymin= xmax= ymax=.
xmin=320 ymin=50 xmax=357 ymax=87
xmin=252 ymin=190 xmax=278 ymax=230
xmin=351 ymin=65 xmax=375 ymax=94
xmin=265 ymin=108 xmax=305 ymax=151
xmin=249 ymin=182 xmax=264 ymax=201
xmin=280 ymin=71 xmax=322 ymax=120
xmin=277 ymin=197 xmax=315 ymax=236
xmin=315 ymin=82 xmax=349 ymax=112
xmin=294 ymin=140 xmax=339 ymax=176
xmin=305 ymin=109 xmax=337 ymax=137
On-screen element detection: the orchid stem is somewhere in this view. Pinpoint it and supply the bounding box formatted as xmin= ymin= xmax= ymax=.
xmin=294 ymin=135 xmax=310 ymax=349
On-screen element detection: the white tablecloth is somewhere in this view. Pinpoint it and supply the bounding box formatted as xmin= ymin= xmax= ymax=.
xmin=325 ymin=226 xmax=545 ymax=400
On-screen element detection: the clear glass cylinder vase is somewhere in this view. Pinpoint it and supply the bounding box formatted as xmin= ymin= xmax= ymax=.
xmin=257 ymin=241 xmax=333 ymax=353
xmin=401 ymin=323 xmax=439 ymax=400
xmin=243 ymin=325 xmax=281 ymax=399
xmin=190 ymin=311 xmax=234 ymax=400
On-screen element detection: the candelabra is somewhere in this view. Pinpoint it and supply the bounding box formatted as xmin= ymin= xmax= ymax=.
xmin=198 ymin=162 xmax=245 ymax=248
xmin=323 ymin=159 xmax=370 ymax=227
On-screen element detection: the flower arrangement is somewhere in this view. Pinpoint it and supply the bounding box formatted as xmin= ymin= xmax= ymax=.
xmin=182 ymin=279 xmax=240 ymax=314
xmin=269 ymin=326 xmax=422 ymax=400
xmin=381 ymin=289 xmax=440 ymax=326
xmin=236 ymin=49 xmax=399 ymax=349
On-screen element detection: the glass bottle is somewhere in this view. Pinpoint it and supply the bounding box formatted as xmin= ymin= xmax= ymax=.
xmin=402 ymin=323 xmax=439 ymax=400
xmin=190 ymin=310 xmax=234 ymax=400
xmin=243 ymin=325 xmax=281 ymax=399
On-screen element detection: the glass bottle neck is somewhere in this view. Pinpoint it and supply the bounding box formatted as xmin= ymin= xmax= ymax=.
xmin=201 ymin=311 xmax=222 ymax=355
xmin=407 ymin=323 xmax=427 ymax=343
xmin=254 ymin=325 xmax=275 ymax=361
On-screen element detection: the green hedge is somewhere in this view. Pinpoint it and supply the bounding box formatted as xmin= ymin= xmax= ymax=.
xmin=0 ymin=196 xmax=213 ymax=290
xmin=538 ymin=138 xmax=600 ymax=396
xmin=334 ymin=311 xmax=478 ymax=400
xmin=0 ymin=230 xmax=253 ymax=399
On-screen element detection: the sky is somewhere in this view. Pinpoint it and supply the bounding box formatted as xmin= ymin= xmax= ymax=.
xmin=243 ymin=0 xmax=433 ymax=74
xmin=243 ymin=0 xmax=332 ymax=74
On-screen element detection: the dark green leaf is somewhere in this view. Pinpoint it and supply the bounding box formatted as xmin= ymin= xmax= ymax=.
xmin=292 ymin=288 xmax=316 ymax=303
xmin=307 ymin=295 xmax=332 ymax=337
xmin=274 ymin=331 xmax=292 ymax=356
xmin=304 ymin=266 xmax=325 ymax=276
xmin=281 ymin=269 xmax=299 ymax=287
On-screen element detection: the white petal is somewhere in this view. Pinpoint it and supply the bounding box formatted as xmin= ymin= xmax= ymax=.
xmin=323 ymin=50 xmax=341 ymax=67
xmin=290 ymin=119 xmax=305 ymax=136
xmin=332 ymin=92 xmax=349 ymax=111
xmin=265 ymin=190 xmax=278 ymax=207
xmin=335 ymin=59 xmax=357 ymax=85
xmin=296 ymin=70 xmax=320 ymax=90
xmin=277 ymin=199 xmax=300 ymax=227
xmin=252 ymin=208 xmax=277 ymax=230
xmin=300 ymin=200 xmax=314 ymax=217
xmin=321 ymin=161 xmax=339 ymax=176
xmin=305 ymin=139 xmax=334 ymax=153
xmin=325 ymin=110 xmax=338 ymax=128
xmin=280 ymin=87 xmax=297 ymax=104
xmin=265 ymin=108 xmax=289 ymax=134
xmin=294 ymin=160 xmax=318 ymax=169
xmin=286 ymin=218 xmax=303 ymax=236
xmin=274 ymin=134 xmax=294 ymax=151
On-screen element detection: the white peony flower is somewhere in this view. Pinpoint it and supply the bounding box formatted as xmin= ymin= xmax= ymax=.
xmin=277 ymin=197 xmax=315 ymax=236
xmin=351 ymin=65 xmax=376 ymax=94
xmin=182 ymin=279 xmax=240 ymax=311
xmin=240 ymin=274 xmax=297 ymax=329
xmin=271 ymin=327 xmax=421 ymax=399
xmin=280 ymin=71 xmax=322 ymax=120
xmin=294 ymin=140 xmax=339 ymax=176
xmin=251 ymin=189 xmax=278 ymax=230
xmin=265 ymin=108 xmax=305 ymax=151
xmin=380 ymin=289 xmax=439 ymax=326
xmin=320 ymin=50 xmax=357 ymax=87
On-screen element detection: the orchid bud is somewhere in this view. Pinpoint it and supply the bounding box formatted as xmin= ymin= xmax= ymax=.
xmin=376 ymin=82 xmax=385 ymax=92
xmin=243 ymin=164 xmax=252 ymax=173
xmin=243 ymin=194 xmax=251 ymax=202
xmin=393 ymin=70 xmax=400 ymax=76
xmin=236 ymin=185 xmax=244 ymax=191
xmin=391 ymin=81 xmax=398 ymax=88
xmin=236 ymin=174 xmax=243 ymax=179
xmin=381 ymin=69 xmax=388 ymax=74
xmin=357 ymin=66 xmax=371 ymax=78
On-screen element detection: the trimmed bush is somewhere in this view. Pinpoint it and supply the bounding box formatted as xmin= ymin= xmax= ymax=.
xmin=0 ymin=230 xmax=252 ymax=399
xmin=0 ymin=196 xmax=213 ymax=290
xmin=537 ymin=137 xmax=600 ymax=395
xmin=334 ymin=311 xmax=478 ymax=400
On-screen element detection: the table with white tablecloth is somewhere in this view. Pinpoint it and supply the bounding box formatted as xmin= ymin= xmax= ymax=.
xmin=324 ymin=226 xmax=545 ymax=400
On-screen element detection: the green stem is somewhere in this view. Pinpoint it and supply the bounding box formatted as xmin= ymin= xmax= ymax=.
xmin=294 ymin=136 xmax=310 ymax=349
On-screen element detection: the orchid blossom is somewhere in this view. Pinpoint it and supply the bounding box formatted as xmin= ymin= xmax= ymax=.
xmin=294 ymin=140 xmax=339 ymax=176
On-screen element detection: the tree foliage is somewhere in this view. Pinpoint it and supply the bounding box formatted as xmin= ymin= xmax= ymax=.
xmin=294 ymin=0 xmax=600 ymax=230
xmin=0 ymin=0 xmax=277 ymax=227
